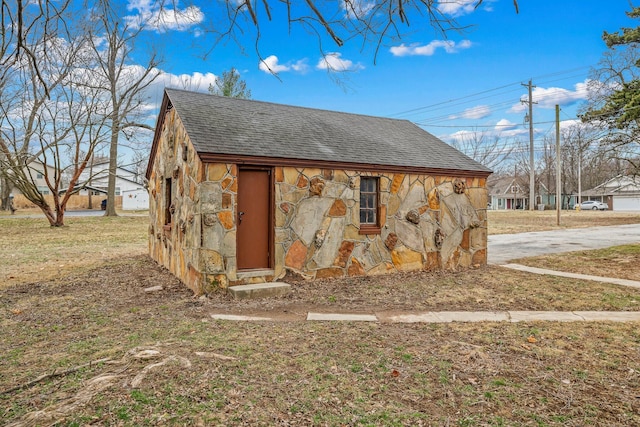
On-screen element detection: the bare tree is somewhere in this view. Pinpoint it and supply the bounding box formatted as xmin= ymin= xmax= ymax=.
xmin=203 ymin=0 xmax=519 ymax=67
xmin=83 ymin=0 xmax=161 ymax=216
xmin=0 ymin=0 xmax=72 ymax=94
xmin=505 ymin=138 xmax=548 ymax=208
xmin=37 ymin=80 xmax=112 ymax=225
xmin=0 ymin=22 xmax=89 ymax=223
xmin=539 ymin=134 xmax=555 ymax=200
xmin=581 ymin=7 xmax=640 ymax=173
xmin=0 ymin=0 xmax=132 ymax=226
xmin=448 ymin=130 xmax=515 ymax=174
xmin=130 ymin=149 xmax=150 ymax=184
xmin=557 ymin=121 xmax=636 ymax=207
xmin=0 ymin=0 xmax=75 ymax=211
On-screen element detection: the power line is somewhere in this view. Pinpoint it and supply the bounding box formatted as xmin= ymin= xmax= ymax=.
xmin=388 ymin=82 xmax=521 ymax=118
xmin=415 ymin=85 xmax=592 ymax=126
xmin=417 ymin=119 xmax=562 ymax=128
xmin=389 ymin=66 xmax=592 ymax=119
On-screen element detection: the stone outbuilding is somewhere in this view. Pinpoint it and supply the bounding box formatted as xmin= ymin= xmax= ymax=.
xmin=146 ymin=89 xmax=492 ymax=294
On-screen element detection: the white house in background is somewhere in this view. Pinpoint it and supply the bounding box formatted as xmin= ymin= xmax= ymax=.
xmin=77 ymin=161 xmax=143 ymax=196
xmin=7 ymin=160 xmax=59 ymax=195
xmin=581 ymin=175 xmax=640 ymax=211
xmin=122 ymin=187 xmax=149 ymax=210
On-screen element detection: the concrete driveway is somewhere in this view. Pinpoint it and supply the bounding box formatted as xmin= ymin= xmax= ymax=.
xmin=488 ymin=223 xmax=640 ymax=265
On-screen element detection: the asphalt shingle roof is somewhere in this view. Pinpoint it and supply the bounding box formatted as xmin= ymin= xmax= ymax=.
xmin=164 ymin=88 xmax=491 ymax=174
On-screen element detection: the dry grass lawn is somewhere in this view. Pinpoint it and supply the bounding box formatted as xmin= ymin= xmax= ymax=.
xmin=1 ymin=211 xmax=640 ymax=426
xmin=488 ymin=209 xmax=640 ymax=235
xmin=0 ymin=215 xmax=147 ymax=289
xmin=512 ymin=245 xmax=640 ymax=282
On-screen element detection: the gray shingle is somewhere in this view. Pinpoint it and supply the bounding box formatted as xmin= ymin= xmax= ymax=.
xmin=165 ymin=88 xmax=491 ymax=174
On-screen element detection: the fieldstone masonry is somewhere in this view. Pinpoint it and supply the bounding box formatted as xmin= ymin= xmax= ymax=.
xmin=149 ymin=109 xmax=488 ymax=295
xmin=278 ymin=169 xmax=487 ymax=278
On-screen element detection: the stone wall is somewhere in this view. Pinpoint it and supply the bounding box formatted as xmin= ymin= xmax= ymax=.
xmin=275 ymin=168 xmax=487 ymax=280
xmin=149 ymin=110 xmax=488 ymax=294
xmin=148 ymin=108 xmax=205 ymax=294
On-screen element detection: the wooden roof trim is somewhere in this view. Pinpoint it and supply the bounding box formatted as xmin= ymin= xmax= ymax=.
xmin=198 ymin=153 xmax=492 ymax=178
xmin=145 ymin=93 xmax=170 ymax=180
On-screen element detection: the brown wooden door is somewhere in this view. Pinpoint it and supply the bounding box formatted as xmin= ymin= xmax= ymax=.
xmin=237 ymin=168 xmax=271 ymax=270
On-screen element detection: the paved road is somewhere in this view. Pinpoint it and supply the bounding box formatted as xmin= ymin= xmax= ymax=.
xmin=1 ymin=210 xmax=105 ymax=219
xmin=488 ymin=223 xmax=640 ymax=265
xmin=1 ymin=209 xmax=146 ymax=219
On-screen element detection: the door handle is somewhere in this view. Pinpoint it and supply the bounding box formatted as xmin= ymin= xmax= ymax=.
xmin=238 ymin=211 xmax=245 ymax=224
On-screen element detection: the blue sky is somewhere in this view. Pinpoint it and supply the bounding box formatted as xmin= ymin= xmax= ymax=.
xmin=127 ymin=0 xmax=636 ymax=157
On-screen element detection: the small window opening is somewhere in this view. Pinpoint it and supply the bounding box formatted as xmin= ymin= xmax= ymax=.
xmin=359 ymin=177 xmax=380 ymax=234
xmin=165 ymin=177 xmax=172 ymax=226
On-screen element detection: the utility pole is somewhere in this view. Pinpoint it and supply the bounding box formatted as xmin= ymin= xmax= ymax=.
xmin=522 ymin=80 xmax=536 ymax=210
xmin=556 ymin=105 xmax=561 ymax=226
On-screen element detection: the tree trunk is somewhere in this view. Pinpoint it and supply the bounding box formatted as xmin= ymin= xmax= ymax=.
xmin=52 ymin=203 xmax=65 ymax=227
xmin=88 ymin=154 xmax=94 ymax=210
xmin=0 ymin=175 xmax=12 ymax=210
xmin=105 ymin=122 xmax=119 ymax=217
xmin=37 ymin=201 xmax=58 ymax=226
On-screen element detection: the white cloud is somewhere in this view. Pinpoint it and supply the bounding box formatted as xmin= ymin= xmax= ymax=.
xmin=291 ymin=59 xmax=309 ymax=72
xmin=559 ymin=119 xmax=582 ymax=131
xmin=494 ymin=119 xmax=518 ymax=131
xmin=316 ymin=53 xmax=364 ymax=72
xmin=143 ymin=71 xmax=217 ymax=109
xmin=390 ymin=40 xmax=472 ymax=57
xmin=437 ymin=0 xmax=485 ymax=16
xmin=125 ymin=0 xmax=204 ymax=33
xmin=342 ymin=0 xmax=375 ymax=19
xmin=445 ymin=130 xmax=475 ymax=144
xmin=440 ymin=120 xmax=527 ymax=144
xmin=448 ymin=105 xmax=491 ymax=120
xmin=259 ymin=55 xmax=309 ymax=74
xmin=509 ymin=80 xmax=590 ymax=113
xmin=259 ymin=55 xmax=290 ymax=73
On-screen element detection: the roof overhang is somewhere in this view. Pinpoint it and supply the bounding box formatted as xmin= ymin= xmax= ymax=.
xmin=146 ymin=90 xmax=493 ymax=180
xmin=199 ymin=152 xmax=491 ymax=178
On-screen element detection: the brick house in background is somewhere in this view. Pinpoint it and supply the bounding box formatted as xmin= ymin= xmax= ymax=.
xmin=146 ymin=89 xmax=492 ymax=294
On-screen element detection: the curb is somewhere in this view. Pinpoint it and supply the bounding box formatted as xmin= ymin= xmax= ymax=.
xmin=501 ymin=264 xmax=640 ymax=289
xmin=209 ymin=311 xmax=640 ymax=323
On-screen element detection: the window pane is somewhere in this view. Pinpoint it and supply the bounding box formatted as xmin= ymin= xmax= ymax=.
xmin=361 ymin=194 xmax=370 ymax=208
xmin=359 ymin=177 xmax=378 ymax=225
xmin=366 ymin=178 xmax=375 ymax=192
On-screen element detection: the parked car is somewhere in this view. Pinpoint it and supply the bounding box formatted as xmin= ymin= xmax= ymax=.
xmin=576 ymin=200 xmax=608 ymax=210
